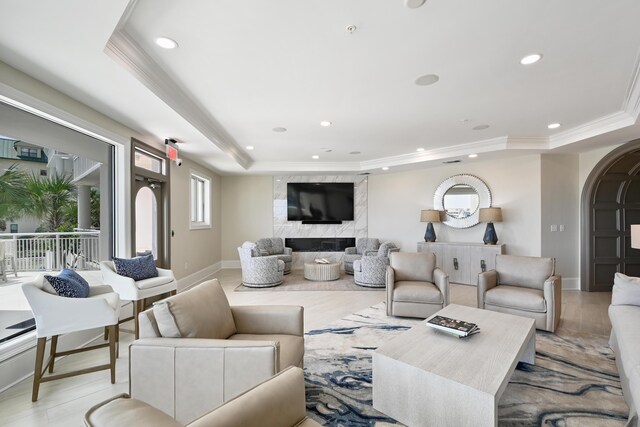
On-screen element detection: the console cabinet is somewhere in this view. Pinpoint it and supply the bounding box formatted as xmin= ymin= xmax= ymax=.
xmin=417 ymin=242 xmax=505 ymax=286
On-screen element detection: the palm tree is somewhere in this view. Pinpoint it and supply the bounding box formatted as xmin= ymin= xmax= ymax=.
xmin=25 ymin=173 xmax=76 ymax=232
xmin=0 ymin=164 xmax=29 ymax=220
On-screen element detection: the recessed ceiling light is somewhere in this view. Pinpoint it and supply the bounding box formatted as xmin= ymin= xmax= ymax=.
xmin=405 ymin=0 xmax=426 ymax=8
xmin=547 ymin=123 xmax=561 ymax=129
xmin=349 ymin=151 xmax=361 ymax=155
xmin=520 ymin=53 xmax=542 ymax=65
xmin=155 ymin=37 xmax=178 ymax=49
xmin=312 ymin=155 xmax=320 ymax=159
xmin=320 ymin=121 xmax=332 ymax=127
xmin=472 ymin=125 xmax=490 ymax=130
xmin=416 ymin=148 xmax=425 ymax=152
xmin=272 ymin=127 xmax=287 ymax=133
xmin=468 ymin=154 xmax=478 ymax=158
xmin=246 ymin=146 xmax=254 ymax=150
xmin=415 ymin=74 xmax=439 ymax=86
xmin=382 ymin=167 xmax=389 ymax=171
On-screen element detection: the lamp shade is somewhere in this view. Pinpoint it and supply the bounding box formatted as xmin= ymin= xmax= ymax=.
xmin=420 ymin=210 xmax=441 ymax=223
xmin=479 ymin=207 xmax=503 ymax=223
xmin=632 ymin=224 xmax=640 ymax=249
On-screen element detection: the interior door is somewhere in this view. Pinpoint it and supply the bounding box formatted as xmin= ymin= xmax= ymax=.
xmin=134 ymin=177 xmax=165 ymax=266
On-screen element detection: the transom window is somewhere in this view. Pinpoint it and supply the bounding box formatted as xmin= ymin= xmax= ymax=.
xmin=190 ymin=172 xmax=211 ymax=229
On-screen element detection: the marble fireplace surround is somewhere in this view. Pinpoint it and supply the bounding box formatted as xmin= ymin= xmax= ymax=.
xmin=273 ymin=176 xmax=368 ymax=270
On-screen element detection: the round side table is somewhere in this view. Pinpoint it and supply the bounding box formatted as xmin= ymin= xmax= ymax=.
xmin=304 ymin=262 xmax=341 ymax=281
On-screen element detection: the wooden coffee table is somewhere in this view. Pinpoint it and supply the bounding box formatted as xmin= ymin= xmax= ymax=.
xmin=373 ymin=304 xmax=535 ymax=427
xmin=303 ymin=261 xmax=340 ymax=281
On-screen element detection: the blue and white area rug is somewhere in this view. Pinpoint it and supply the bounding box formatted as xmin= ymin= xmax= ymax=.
xmin=303 ymin=303 xmax=628 ymax=426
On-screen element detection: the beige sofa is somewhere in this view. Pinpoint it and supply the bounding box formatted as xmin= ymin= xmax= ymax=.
xmin=85 ymin=367 xmax=321 ymax=427
xmin=478 ymin=254 xmax=561 ymax=333
xmin=129 ymin=279 xmax=304 ymax=424
xmin=609 ymin=272 xmax=640 ymax=427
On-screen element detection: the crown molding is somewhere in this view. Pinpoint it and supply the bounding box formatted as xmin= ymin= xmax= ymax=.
xmin=247 ymin=161 xmax=362 ymax=173
xmin=105 ymin=25 xmax=252 ymax=169
xmin=548 ymin=110 xmax=635 ymax=149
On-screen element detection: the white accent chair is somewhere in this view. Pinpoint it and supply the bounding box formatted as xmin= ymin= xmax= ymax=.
xmin=100 ymin=261 xmax=177 ymax=339
xmin=237 ymin=242 xmax=285 ymax=287
xmin=22 ymin=274 xmax=120 ymax=401
xmin=478 ymin=254 xmax=561 ymax=333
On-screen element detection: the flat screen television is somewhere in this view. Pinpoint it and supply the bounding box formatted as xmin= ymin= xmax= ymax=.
xmin=287 ymin=182 xmax=354 ymax=222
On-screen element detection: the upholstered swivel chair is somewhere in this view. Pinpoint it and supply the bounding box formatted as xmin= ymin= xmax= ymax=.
xmin=22 ymin=275 xmax=120 ymax=401
xmin=84 ymin=367 xmax=320 ymax=427
xmin=255 ymin=237 xmax=292 ymax=274
xmin=238 ymin=242 xmax=285 ymax=287
xmin=100 ymin=260 xmax=176 ymax=339
xmin=344 ymin=238 xmax=380 ymax=275
xmin=478 ymin=254 xmax=561 ymax=333
xmin=386 ymin=252 xmax=449 ymax=318
xmin=353 ymin=242 xmax=399 ymax=288
xmin=129 ymin=278 xmax=304 ymax=424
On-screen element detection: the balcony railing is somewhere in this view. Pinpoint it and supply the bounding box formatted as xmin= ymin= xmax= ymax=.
xmin=0 ymin=231 xmax=101 ymax=271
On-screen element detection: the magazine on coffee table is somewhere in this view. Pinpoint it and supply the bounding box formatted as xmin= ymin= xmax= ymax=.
xmin=426 ymin=315 xmax=480 ymax=338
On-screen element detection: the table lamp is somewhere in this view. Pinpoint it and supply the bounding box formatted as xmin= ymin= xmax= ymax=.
xmin=479 ymin=207 xmax=502 ymax=245
xmin=420 ymin=210 xmax=441 ymax=242
xmin=632 ymin=224 xmax=640 ymax=249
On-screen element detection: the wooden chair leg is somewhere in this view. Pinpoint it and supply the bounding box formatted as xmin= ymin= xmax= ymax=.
xmin=104 ymin=326 xmax=109 ymax=341
xmin=170 ymin=290 xmax=177 ymax=296
xmin=115 ymin=324 xmax=120 ymax=358
xmin=32 ymin=337 xmax=47 ymax=402
xmin=108 ymin=325 xmax=117 ymax=384
xmin=133 ymin=300 xmax=141 ymax=340
xmin=48 ymin=335 xmax=58 ymax=373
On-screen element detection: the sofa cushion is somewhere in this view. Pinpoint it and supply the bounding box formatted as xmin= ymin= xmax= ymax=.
xmin=135 ymin=275 xmax=175 ymax=290
xmin=229 ymin=334 xmax=304 ymax=371
xmin=113 ymin=255 xmax=158 ymax=281
xmin=495 ymin=255 xmax=554 ymax=290
xmin=612 ymin=272 xmax=640 ymax=306
xmin=45 ymin=268 xmax=90 ymax=298
xmin=485 ymin=285 xmax=546 ymax=313
xmin=392 ymin=281 xmax=442 ymax=304
xmin=609 ymin=305 xmax=640 ymax=378
xmin=153 ymin=279 xmax=237 ymax=339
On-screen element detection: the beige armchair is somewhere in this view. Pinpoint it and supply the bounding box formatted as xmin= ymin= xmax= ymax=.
xmin=84 ymin=367 xmax=320 ymax=427
xmin=386 ymin=252 xmax=449 ymax=318
xmin=478 ymin=254 xmax=561 ymax=333
xmin=129 ymin=279 xmax=304 ymax=424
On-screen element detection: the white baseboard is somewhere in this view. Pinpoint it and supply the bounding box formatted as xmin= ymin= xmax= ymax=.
xmin=221 ymin=260 xmax=241 ymax=269
xmin=177 ymin=262 xmax=222 ymax=292
xmin=563 ymin=277 xmax=580 ymax=290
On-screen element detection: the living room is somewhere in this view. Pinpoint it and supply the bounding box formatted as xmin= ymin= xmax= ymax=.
xmin=1 ymin=1 xmax=640 ymax=426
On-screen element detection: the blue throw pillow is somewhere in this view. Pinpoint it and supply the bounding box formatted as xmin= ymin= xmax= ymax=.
xmin=45 ymin=268 xmax=90 ymax=298
xmin=113 ymin=255 xmax=158 ymax=281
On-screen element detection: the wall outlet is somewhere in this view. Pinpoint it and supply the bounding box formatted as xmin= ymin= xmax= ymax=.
xmin=559 ymin=224 xmax=565 ymax=232
xmin=551 ymin=225 xmax=558 ymax=232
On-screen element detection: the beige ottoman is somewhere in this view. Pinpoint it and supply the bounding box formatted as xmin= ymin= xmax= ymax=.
xmin=304 ymin=262 xmax=341 ymax=281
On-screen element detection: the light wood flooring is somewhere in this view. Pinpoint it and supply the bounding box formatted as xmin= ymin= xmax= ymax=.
xmin=0 ymin=269 xmax=614 ymax=426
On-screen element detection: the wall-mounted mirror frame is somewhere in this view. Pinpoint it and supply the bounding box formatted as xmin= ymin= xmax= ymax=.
xmin=434 ymin=174 xmax=491 ymax=229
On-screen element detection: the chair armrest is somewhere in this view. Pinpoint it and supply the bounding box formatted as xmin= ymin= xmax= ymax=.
xmin=433 ymin=268 xmax=450 ymax=306
xmin=130 ymin=338 xmax=280 ymax=423
xmin=231 ymin=305 xmax=304 ymax=336
xmin=345 ymin=247 xmax=357 ymax=255
xmin=544 ymin=275 xmax=562 ymax=332
xmin=84 ymin=394 xmax=182 ymax=427
xmin=284 ymin=247 xmax=293 ymax=256
xmin=363 ymin=250 xmax=378 ymax=257
xmin=100 ymin=263 xmax=137 ymax=299
xmin=353 ymin=259 xmax=363 ymax=273
xmin=157 ymin=268 xmax=176 ymax=279
xmin=386 ymin=266 xmax=396 ymax=315
xmin=248 ymin=255 xmax=281 ymax=269
xmin=477 ymin=270 xmax=498 ymax=309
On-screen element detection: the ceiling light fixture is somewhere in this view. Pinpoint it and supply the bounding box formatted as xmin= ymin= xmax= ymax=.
xmin=349 ymin=151 xmax=361 ymax=155
xmin=415 ymin=74 xmax=439 ymax=86
xmin=520 ymin=53 xmax=542 ymax=65
xmin=155 ymin=37 xmax=178 ymax=49
xmin=472 ymin=125 xmax=490 ymax=130
xmin=416 ymin=148 xmax=425 ymax=152
xmin=547 ymin=123 xmax=561 ymax=129
xmin=312 ymin=155 xmax=320 ymax=159
xmin=405 ymin=0 xmax=426 ymax=8
xmin=468 ymin=154 xmax=478 ymax=158
xmin=246 ymin=146 xmax=254 ymax=150
xmin=382 ymin=167 xmax=389 ymax=171
xmin=320 ymin=121 xmax=332 ymax=127
xmin=272 ymin=127 xmax=287 ymax=133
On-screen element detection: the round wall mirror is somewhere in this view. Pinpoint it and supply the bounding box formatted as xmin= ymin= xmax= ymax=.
xmin=434 ymin=175 xmax=491 ymax=228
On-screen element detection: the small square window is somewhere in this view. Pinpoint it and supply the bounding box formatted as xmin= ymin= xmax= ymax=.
xmin=190 ymin=172 xmax=211 ymax=229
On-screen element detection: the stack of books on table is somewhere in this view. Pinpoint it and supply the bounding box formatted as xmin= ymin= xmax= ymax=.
xmin=426 ymin=315 xmax=480 ymax=338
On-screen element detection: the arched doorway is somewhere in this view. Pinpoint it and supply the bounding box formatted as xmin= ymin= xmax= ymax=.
xmin=581 ymin=139 xmax=640 ymax=291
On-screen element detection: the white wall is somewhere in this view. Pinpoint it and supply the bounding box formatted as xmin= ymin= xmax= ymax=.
xmin=368 ymin=154 xmax=543 ymax=258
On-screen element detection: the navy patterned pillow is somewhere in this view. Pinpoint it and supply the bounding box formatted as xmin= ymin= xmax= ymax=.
xmin=113 ymin=255 xmax=158 ymax=281
xmin=45 ymin=268 xmax=90 ymax=298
